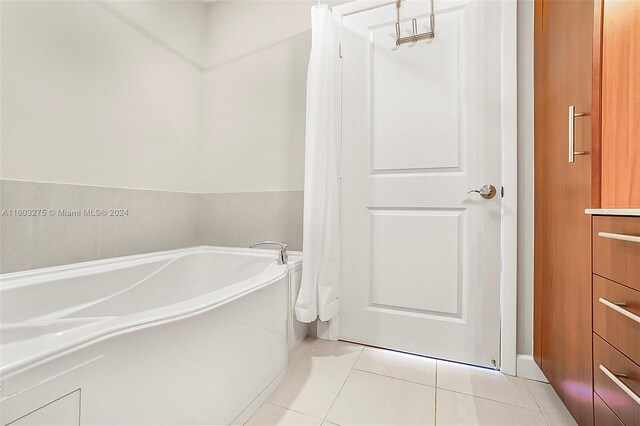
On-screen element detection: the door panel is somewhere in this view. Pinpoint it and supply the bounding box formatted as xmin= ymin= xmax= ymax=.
xmin=370 ymin=209 xmax=462 ymax=315
xmin=371 ymin=8 xmax=462 ymax=172
xmin=340 ymin=0 xmax=503 ymax=368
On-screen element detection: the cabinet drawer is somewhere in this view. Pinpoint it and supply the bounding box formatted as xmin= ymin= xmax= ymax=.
xmin=593 ymin=216 xmax=640 ymax=291
xmin=595 ymin=392 xmax=624 ymax=426
xmin=594 ymin=275 xmax=640 ymax=364
xmin=594 ymin=335 xmax=640 ymax=426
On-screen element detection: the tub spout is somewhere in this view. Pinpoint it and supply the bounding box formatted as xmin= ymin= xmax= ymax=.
xmin=249 ymin=241 xmax=288 ymax=265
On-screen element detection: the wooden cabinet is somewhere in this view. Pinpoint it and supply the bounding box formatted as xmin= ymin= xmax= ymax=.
xmin=535 ymin=0 xmax=640 ymax=424
xmin=534 ymin=1 xmax=595 ymax=424
xmin=591 ymin=2 xmax=640 ymax=423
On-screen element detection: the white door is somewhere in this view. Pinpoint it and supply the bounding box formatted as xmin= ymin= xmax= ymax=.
xmin=339 ymin=0 xmax=503 ymax=368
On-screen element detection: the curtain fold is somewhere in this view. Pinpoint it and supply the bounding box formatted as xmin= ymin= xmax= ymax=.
xmin=294 ymin=5 xmax=341 ymax=323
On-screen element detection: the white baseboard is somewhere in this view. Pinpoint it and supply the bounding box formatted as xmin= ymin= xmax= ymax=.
xmin=516 ymin=354 xmax=548 ymax=382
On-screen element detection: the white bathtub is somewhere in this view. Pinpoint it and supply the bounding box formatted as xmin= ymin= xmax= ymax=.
xmin=0 ymin=247 xmax=305 ymax=425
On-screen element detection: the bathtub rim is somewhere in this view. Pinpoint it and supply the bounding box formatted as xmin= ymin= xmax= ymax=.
xmin=0 ymin=246 xmax=301 ymax=378
xmin=1 ymin=245 xmax=288 ymax=290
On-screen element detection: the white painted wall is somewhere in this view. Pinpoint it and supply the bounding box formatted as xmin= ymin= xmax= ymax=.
xmin=103 ymin=1 xmax=206 ymax=68
xmin=517 ymin=0 xmax=535 ymax=356
xmin=200 ymin=0 xmax=347 ymax=193
xmin=0 ymin=1 xmax=206 ymax=192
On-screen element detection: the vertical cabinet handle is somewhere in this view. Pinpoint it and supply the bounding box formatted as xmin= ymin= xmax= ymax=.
xmin=568 ymin=105 xmax=587 ymax=163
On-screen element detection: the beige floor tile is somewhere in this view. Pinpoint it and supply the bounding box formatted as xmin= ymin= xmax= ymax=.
xmin=437 ymin=361 xmax=539 ymax=410
xmin=245 ymin=403 xmax=322 ymax=426
xmin=527 ymin=380 xmax=577 ymax=425
xmin=436 ymin=389 xmax=548 ymax=426
xmin=267 ymin=340 xmax=577 ymax=426
xmin=288 ymin=338 xmax=363 ymax=368
xmin=325 ymin=370 xmax=435 ymax=426
xmin=354 ymin=347 xmax=436 ymax=386
xmin=268 ymin=338 xmax=363 ymax=419
xmin=543 ymin=411 xmax=579 ymax=426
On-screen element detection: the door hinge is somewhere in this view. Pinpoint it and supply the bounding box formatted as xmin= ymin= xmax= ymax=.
xmin=339 ymin=43 xmax=343 ymax=59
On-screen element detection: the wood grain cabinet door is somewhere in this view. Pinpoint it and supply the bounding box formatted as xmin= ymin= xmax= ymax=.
xmin=601 ymin=0 xmax=640 ymax=208
xmin=534 ymin=0 xmax=594 ymax=424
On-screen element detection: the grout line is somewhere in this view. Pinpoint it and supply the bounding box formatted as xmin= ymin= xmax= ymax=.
xmin=351 ymin=343 xmax=437 ymax=388
xmin=525 ymin=378 xmax=545 ymax=413
xmin=434 ymin=360 xmax=438 ymax=425
xmin=262 ymin=402 xmax=324 ymax=422
xmin=525 ymin=379 xmax=575 ymax=420
xmin=437 ymin=388 xmax=545 ymax=413
xmin=266 ymin=341 xmax=363 ymax=425
xmin=321 ymin=355 xmax=360 ymax=424
xmin=352 ymin=367 xmax=437 ymax=388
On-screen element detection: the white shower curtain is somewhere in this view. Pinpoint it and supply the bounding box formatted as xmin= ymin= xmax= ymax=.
xmin=294 ymin=5 xmax=341 ymax=323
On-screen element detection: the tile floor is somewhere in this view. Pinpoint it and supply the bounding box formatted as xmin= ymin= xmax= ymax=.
xmin=245 ymin=338 xmax=578 ymax=426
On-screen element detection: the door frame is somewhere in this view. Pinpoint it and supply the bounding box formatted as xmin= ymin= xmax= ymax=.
xmin=331 ymin=0 xmax=518 ymax=375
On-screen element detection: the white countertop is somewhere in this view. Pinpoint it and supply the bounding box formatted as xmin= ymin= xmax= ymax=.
xmin=585 ymin=209 xmax=640 ymax=217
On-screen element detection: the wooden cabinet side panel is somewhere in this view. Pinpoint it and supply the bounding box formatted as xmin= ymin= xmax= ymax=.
xmin=533 ymin=0 xmax=545 ymax=368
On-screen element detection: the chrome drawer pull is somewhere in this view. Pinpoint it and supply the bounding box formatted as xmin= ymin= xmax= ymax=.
xmin=598 ymin=232 xmax=640 ymax=244
xmin=599 ymin=364 xmax=640 ymax=406
xmin=599 ymin=298 xmax=640 ymax=325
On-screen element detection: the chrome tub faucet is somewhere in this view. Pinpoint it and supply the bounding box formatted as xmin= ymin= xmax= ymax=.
xmin=249 ymin=241 xmax=288 ymax=265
